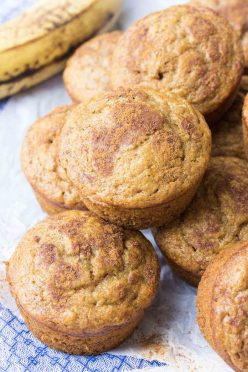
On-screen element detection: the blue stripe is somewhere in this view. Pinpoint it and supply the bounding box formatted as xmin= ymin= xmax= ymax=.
xmin=0 ymin=304 xmax=168 ymax=371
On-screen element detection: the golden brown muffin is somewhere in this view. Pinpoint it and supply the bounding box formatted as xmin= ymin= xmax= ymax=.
xmin=111 ymin=5 xmax=244 ymax=123
xmin=242 ymin=93 xmax=248 ymax=158
xmin=190 ymin=0 xmax=248 ymax=69
xmin=154 ymin=156 xmax=248 ymax=286
xmin=212 ymin=92 xmax=246 ymax=159
xmin=58 ymin=87 xmax=211 ymax=230
xmin=64 ymin=31 xmax=122 ymax=103
xmin=7 ymin=210 xmax=160 ymax=355
xmin=21 ymin=106 xmax=86 ymax=214
xmin=197 ymin=241 xmax=248 ymax=372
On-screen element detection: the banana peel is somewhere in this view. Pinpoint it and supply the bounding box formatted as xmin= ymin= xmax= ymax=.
xmin=0 ymin=0 xmax=122 ymax=98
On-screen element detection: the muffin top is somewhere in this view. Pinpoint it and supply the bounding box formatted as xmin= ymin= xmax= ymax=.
xmin=198 ymin=241 xmax=248 ymax=371
xmin=111 ymin=5 xmax=243 ymax=119
xmin=154 ymin=156 xmax=248 ymax=281
xmin=7 ymin=211 xmax=159 ymax=335
xmin=212 ymin=92 xmax=246 ymax=159
xmin=21 ymin=106 xmax=85 ymax=210
xmin=64 ymin=31 xmax=122 ymax=103
xmin=191 ymin=0 xmax=248 ymax=68
xmin=58 ymin=87 xmax=211 ymax=209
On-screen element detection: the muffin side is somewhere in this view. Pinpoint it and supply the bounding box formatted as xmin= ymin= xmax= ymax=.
xmin=197 ymin=241 xmax=248 ymax=372
xmin=242 ymin=93 xmax=248 ymax=158
xmin=212 ymin=92 xmax=246 ymax=159
xmin=21 ymin=106 xmax=86 ymax=214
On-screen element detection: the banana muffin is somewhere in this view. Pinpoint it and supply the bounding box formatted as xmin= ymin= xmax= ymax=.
xmin=242 ymin=93 xmax=248 ymax=158
xmin=111 ymin=5 xmax=244 ymax=123
xmin=58 ymin=87 xmax=211 ymax=230
xmin=64 ymin=31 xmax=122 ymax=103
xmin=190 ymin=0 xmax=248 ymax=70
xmin=7 ymin=210 xmax=160 ymax=355
xmin=21 ymin=106 xmax=86 ymax=214
xmin=197 ymin=241 xmax=248 ymax=372
xmin=154 ymin=156 xmax=248 ymax=286
xmin=212 ymin=92 xmax=246 ymax=159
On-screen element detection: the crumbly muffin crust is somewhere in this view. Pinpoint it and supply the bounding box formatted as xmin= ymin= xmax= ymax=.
xmin=212 ymin=92 xmax=246 ymax=159
xmin=21 ymin=106 xmax=86 ymax=214
xmin=190 ymin=0 xmax=248 ymax=69
xmin=154 ymin=156 xmax=248 ymax=286
xmin=64 ymin=31 xmax=122 ymax=103
xmin=197 ymin=241 xmax=248 ymax=372
xmin=242 ymin=93 xmax=248 ymax=158
xmin=111 ymin=5 xmax=244 ymax=122
xmin=58 ymin=87 xmax=211 ymax=229
xmin=7 ymin=210 xmax=160 ymax=354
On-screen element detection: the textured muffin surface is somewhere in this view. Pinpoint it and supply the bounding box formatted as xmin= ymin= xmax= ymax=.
xmin=197 ymin=242 xmax=248 ymax=372
xmin=191 ymin=0 xmax=248 ymax=68
xmin=21 ymin=106 xmax=86 ymax=211
xmin=7 ymin=211 xmax=159 ymax=335
xmin=212 ymin=92 xmax=246 ymax=159
xmin=111 ymin=5 xmax=243 ymax=119
xmin=154 ymin=156 xmax=248 ymax=284
xmin=64 ymin=31 xmax=122 ymax=103
xmin=58 ymin=87 xmax=211 ymax=210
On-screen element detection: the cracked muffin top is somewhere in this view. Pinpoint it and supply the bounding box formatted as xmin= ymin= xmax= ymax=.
xmin=7 ymin=211 xmax=159 ymax=334
xmin=111 ymin=5 xmax=244 ymax=121
xmin=21 ymin=106 xmax=86 ymax=210
xmin=64 ymin=31 xmax=122 ymax=103
xmin=190 ymin=0 xmax=248 ymax=68
xmin=154 ymin=156 xmax=248 ymax=282
xmin=197 ymin=241 xmax=248 ymax=372
xmin=212 ymin=92 xmax=246 ymax=159
xmin=58 ymin=87 xmax=211 ymax=209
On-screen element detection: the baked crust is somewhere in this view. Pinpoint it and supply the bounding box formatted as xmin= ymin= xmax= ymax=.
xmin=21 ymin=105 xmax=86 ymax=214
xmin=7 ymin=210 xmax=160 ymax=354
xmin=64 ymin=31 xmax=122 ymax=103
xmin=191 ymin=0 xmax=248 ymax=69
xmin=212 ymin=92 xmax=246 ymax=159
xmin=197 ymin=241 xmax=248 ymax=372
xmin=242 ymin=93 xmax=248 ymax=158
xmin=58 ymin=87 xmax=211 ymax=229
xmin=111 ymin=5 xmax=244 ymax=123
xmin=154 ymin=156 xmax=248 ymax=285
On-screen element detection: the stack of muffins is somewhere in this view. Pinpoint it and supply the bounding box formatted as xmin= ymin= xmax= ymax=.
xmin=7 ymin=3 xmax=248 ymax=371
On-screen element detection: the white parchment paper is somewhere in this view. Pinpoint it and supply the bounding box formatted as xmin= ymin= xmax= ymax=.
xmin=0 ymin=1 xmax=233 ymax=371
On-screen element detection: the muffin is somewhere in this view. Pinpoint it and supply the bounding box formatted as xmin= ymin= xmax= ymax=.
xmin=58 ymin=87 xmax=211 ymax=230
xmin=154 ymin=156 xmax=248 ymax=286
xmin=212 ymin=92 xmax=246 ymax=159
xmin=197 ymin=241 xmax=248 ymax=372
xmin=242 ymin=93 xmax=248 ymax=157
xmin=64 ymin=31 xmax=122 ymax=103
xmin=190 ymin=0 xmax=248 ymax=70
xmin=111 ymin=5 xmax=244 ymax=123
xmin=7 ymin=210 xmax=160 ymax=355
xmin=21 ymin=106 xmax=86 ymax=214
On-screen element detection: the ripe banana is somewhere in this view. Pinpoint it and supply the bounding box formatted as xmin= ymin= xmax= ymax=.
xmin=0 ymin=0 xmax=122 ymax=99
